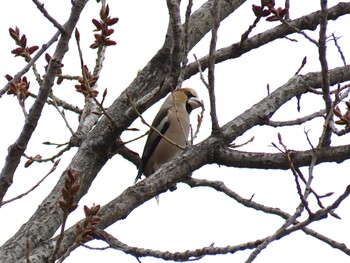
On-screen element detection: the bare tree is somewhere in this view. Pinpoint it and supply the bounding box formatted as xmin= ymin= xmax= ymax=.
xmin=1 ymin=0 xmax=350 ymax=262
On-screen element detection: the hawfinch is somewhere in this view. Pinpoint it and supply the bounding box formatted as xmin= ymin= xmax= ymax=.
xmin=135 ymin=88 xmax=203 ymax=185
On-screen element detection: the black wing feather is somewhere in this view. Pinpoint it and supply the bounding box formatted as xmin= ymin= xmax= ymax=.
xmin=135 ymin=109 xmax=170 ymax=183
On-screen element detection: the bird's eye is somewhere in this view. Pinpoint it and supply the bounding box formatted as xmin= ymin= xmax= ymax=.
xmin=185 ymin=91 xmax=193 ymax=98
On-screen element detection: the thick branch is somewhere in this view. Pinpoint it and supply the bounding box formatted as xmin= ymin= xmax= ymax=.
xmin=167 ymin=0 xmax=183 ymax=86
xmin=213 ymin=144 xmax=350 ymax=169
xmin=220 ymin=65 xmax=350 ymax=144
xmin=184 ymin=2 xmax=350 ymax=79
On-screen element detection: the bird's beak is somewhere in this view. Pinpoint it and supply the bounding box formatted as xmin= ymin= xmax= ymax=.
xmin=188 ymin=97 xmax=204 ymax=110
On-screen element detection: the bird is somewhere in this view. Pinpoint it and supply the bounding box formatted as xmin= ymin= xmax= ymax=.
xmin=135 ymin=87 xmax=203 ymax=188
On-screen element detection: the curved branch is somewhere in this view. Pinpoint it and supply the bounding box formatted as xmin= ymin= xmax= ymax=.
xmin=266 ymin=109 xmax=325 ymax=127
xmin=184 ymin=2 xmax=350 ymax=79
xmin=93 ymin=229 xmax=261 ymax=261
xmin=184 ymin=177 xmax=350 ymax=256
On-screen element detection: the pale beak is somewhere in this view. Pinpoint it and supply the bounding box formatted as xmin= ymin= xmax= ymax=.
xmin=188 ymin=97 xmax=204 ymax=110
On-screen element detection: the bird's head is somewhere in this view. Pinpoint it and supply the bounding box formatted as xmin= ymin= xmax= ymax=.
xmin=173 ymin=88 xmax=203 ymax=113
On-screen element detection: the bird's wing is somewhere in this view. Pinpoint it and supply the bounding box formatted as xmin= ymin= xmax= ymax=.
xmin=135 ymin=109 xmax=170 ymax=182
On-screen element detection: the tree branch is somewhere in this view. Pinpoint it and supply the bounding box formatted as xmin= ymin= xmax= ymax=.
xmin=208 ymin=0 xmax=220 ymax=133
xmin=184 ymin=2 xmax=350 ymax=79
xmin=214 ymin=144 xmax=350 ymax=170
xmin=266 ymin=109 xmax=325 ymax=127
xmin=32 ymin=0 xmax=66 ymax=33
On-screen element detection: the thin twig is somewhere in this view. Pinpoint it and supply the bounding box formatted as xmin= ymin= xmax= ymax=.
xmin=208 ymin=0 xmax=220 ymax=133
xmin=266 ymin=109 xmax=325 ymax=127
xmin=47 ymin=93 xmax=82 ymax=113
xmin=123 ymin=132 xmax=148 ymax=146
xmin=193 ymin=53 xmax=209 ymax=88
xmin=318 ymin=0 xmax=333 ymax=147
xmin=229 ymin=136 xmax=254 ymax=148
xmin=277 ymin=133 xmax=313 ymax=215
xmin=177 ymin=0 xmax=193 ymax=88
xmin=29 ymin=83 xmax=82 ymax=115
xmin=32 ymin=0 xmax=66 ymax=33
xmin=1 ymin=159 xmax=60 ymax=207
xmin=294 ymin=56 xmax=307 ymax=75
xmin=331 ymin=33 xmax=347 ymax=66
xmin=307 ymin=83 xmax=350 ymax=96
xmin=75 ymin=29 xmax=114 ymax=124
xmin=280 ymin=19 xmax=319 ymax=46
xmin=50 ymin=91 xmax=76 ymax=136
xmin=58 ymin=74 xmax=80 ymax=81
xmin=191 ymin=106 xmax=205 ymax=143
xmin=18 ymin=96 xmax=29 ymax=118
xmin=240 ymin=16 xmax=261 ymax=46
xmin=28 ymin=144 xmax=71 ymax=163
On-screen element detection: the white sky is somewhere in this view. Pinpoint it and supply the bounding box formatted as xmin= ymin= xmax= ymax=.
xmin=1 ymin=0 xmax=350 ymax=262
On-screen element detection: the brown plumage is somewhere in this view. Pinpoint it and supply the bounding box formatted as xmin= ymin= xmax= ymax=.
xmin=135 ymin=88 xmax=203 ymax=185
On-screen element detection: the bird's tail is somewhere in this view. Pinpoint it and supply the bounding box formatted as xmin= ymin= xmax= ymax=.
xmin=135 ymin=171 xmax=160 ymax=205
xmin=134 ymin=169 xmax=143 ymax=184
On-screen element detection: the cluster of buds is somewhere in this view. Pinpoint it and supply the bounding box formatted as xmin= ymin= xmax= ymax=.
xmin=5 ymin=74 xmax=30 ymax=102
xmin=90 ymin=4 xmax=119 ymax=49
xmin=9 ymin=27 xmax=39 ymax=62
xmin=44 ymin=53 xmax=64 ymax=74
xmin=58 ymin=169 xmax=80 ymax=213
xmin=44 ymin=53 xmax=65 ymax=84
xmin=75 ymin=65 xmax=99 ymax=97
xmin=335 ymin=101 xmax=350 ymax=127
xmin=252 ymin=0 xmax=288 ymax=21
xmin=75 ymin=204 xmax=101 ymax=243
